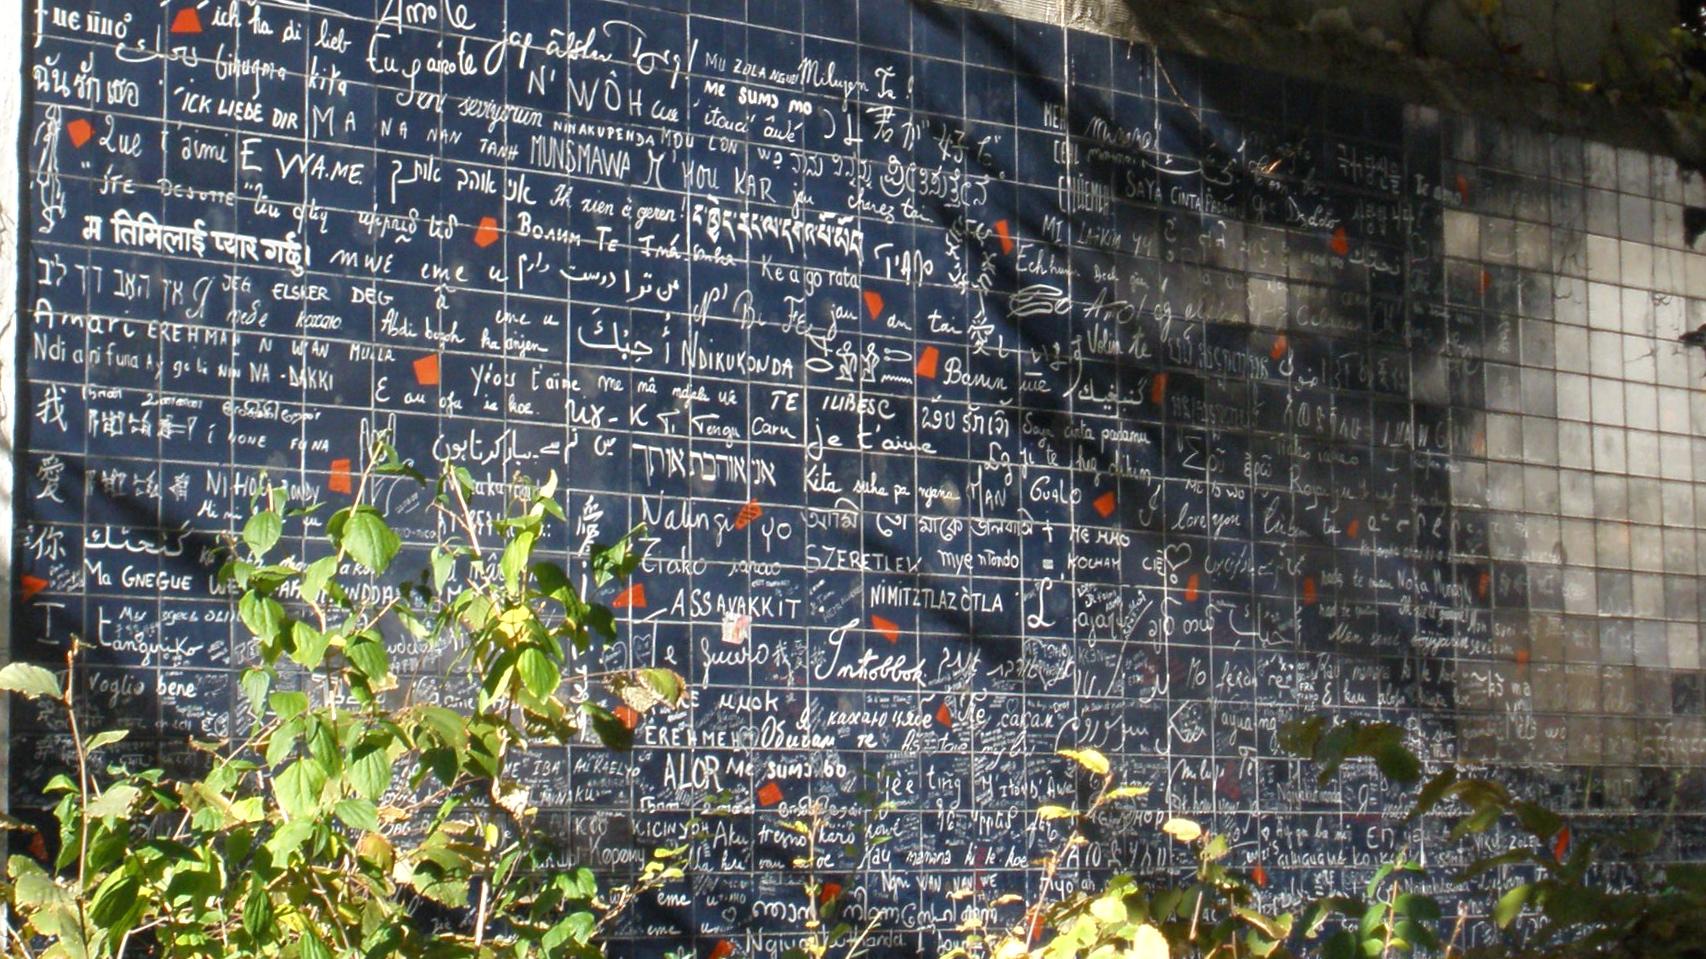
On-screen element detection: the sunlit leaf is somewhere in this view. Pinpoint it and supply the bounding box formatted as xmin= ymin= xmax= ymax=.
xmin=518 ymin=647 xmax=559 ymax=699
xmin=86 ymin=783 xmax=140 ymax=819
xmin=300 ymin=555 xmax=339 ymax=605
xmin=274 ymin=759 xmax=327 ymax=819
xmin=244 ymin=511 xmax=282 ymax=557
xmin=1161 ymin=818 xmax=1203 ymax=843
xmin=338 ymin=507 xmax=400 ymax=574
xmin=1494 ymin=884 xmax=1531 ymax=928
xmin=84 ymin=730 xmax=128 ymax=752
xmin=1131 ymin=923 xmax=1168 ymax=959
xmin=1058 ymin=748 xmax=1110 ymax=776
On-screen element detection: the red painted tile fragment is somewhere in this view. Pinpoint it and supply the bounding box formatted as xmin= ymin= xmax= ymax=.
xmin=1093 ymin=491 xmax=1117 ymax=519
xmin=1150 ymin=372 xmax=1168 ymax=405
xmin=412 ymin=353 xmax=440 ymax=386
xmin=994 ymin=219 xmax=1014 ymax=254
xmin=1479 ymin=270 xmax=1493 ymax=294
xmin=934 ymin=701 xmax=953 ymax=727
xmin=1219 ymin=762 xmax=1243 ymax=801
xmin=473 ymin=216 xmax=501 ymax=248
xmin=1345 ymin=518 xmax=1360 ymax=540
xmin=1554 ymin=826 xmax=1571 ymax=861
xmin=20 ymin=576 xmax=49 ymax=602
xmin=25 ymin=831 xmax=47 ymax=863
xmin=1185 ymin=573 xmax=1200 ymax=603
xmin=65 ymin=119 xmax=93 ymax=148
xmin=1252 ymin=864 xmax=1268 ymax=887
xmin=862 ymin=290 xmax=884 ymax=320
xmin=915 ymin=345 xmax=940 ymax=380
xmin=1302 ymin=576 xmax=1318 ymax=605
xmin=1329 ymin=226 xmax=1350 ymax=256
xmin=1456 ymin=173 xmax=1471 ymax=203
xmin=870 ymin=615 xmax=900 ymax=643
xmin=328 ymin=459 xmax=352 ymax=494
xmin=614 ymin=705 xmax=640 ymax=730
xmin=709 ymin=940 xmax=736 ymax=959
xmin=821 ymin=881 xmax=842 ymax=904
xmin=734 ymin=499 xmax=762 ymax=531
xmin=756 ymin=781 xmax=783 ymax=807
xmin=612 ymin=583 xmax=647 ymax=609
xmin=170 ymin=7 xmax=202 ymax=34
xmin=1514 ymin=648 xmax=1531 ymax=666
xmin=1269 ymin=334 xmax=1288 ymax=361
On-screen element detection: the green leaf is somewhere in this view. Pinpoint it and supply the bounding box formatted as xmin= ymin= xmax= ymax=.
xmin=518 ymin=647 xmax=559 ymax=699
xmin=591 ymin=527 xmax=646 ymax=586
xmin=1494 ymin=883 xmax=1531 ymax=928
xmin=89 ymin=869 xmax=141 ymax=930
xmin=238 ymin=592 xmax=287 ymax=640
xmin=11 ymin=857 xmax=69 ymax=911
xmin=430 ymin=547 xmax=457 ymax=592
xmin=1514 ymin=801 xmax=1563 ymax=841
xmin=346 ymin=636 xmax=389 ymax=682
xmin=269 ymin=691 xmax=309 ymax=722
xmin=274 ymin=759 xmax=327 ymax=819
xmin=1161 ymin=817 xmax=1203 ymax=843
xmin=544 ymin=911 xmax=598 ymax=951
xmin=1371 ymin=863 xmax=1400 ymax=898
xmin=300 ymin=931 xmax=332 ymax=959
xmin=1459 ymin=848 xmax=1535 ymax=881
xmin=1277 ymin=715 xmax=1326 ymax=757
xmin=0 ymin=662 xmax=62 ymax=700
xmin=501 ymin=529 xmax=537 ymax=596
xmin=334 ymin=797 xmax=380 ymax=832
xmin=300 ymin=555 xmax=339 ymax=605
xmin=339 ymin=507 xmax=401 ymax=574
xmin=1394 ymin=894 xmax=1441 ymax=922
xmin=84 ymin=730 xmax=128 ymax=752
xmin=1374 ymin=741 xmax=1420 ymax=784
xmin=1202 ymin=833 xmax=1231 ymax=861
xmin=559 ymin=866 xmax=599 ymax=899
xmin=1668 ymin=863 xmax=1706 ymax=892
xmin=1449 ymin=803 xmax=1503 ymax=840
xmin=582 ymin=703 xmax=633 ymax=751
xmin=637 ymin=667 xmax=684 ymax=707
xmin=243 ymin=511 xmax=283 ymax=556
xmin=1058 ymin=747 xmax=1111 ymax=776
xmin=583 ymin=604 xmax=617 ymax=645
xmin=86 ymin=783 xmax=141 ymax=819
xmin=348 ymin=742 xmax=392 ymax=802
xmin=289 ymin=621 xmax=331 ymax=670
xmin=1089 ymin=894 xmax=1127 ymax=924
xmin=1302 ymin=898 xmax=1359 ymax=938
xmin=240 ymin=668 xmax=271 ymax=716
xmin=1130 ymin=924 xmax=1168 ymax=959
xmin=1394 ymin=918 xmax=1439 ymax=951
xmin=1542 ymin=883 xmax=1599 ymax=926
xmin=242 ymin=880 xmax=274 ymax=938
xmin=267 ymin=719 xmax=302 ymax=767
xmin=1408 ymin=768 xmax=1460 ymax=821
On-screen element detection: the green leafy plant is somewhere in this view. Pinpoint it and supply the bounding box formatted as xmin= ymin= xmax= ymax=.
xmin=0 ymin=437 xmax=688 ymax=958
xmin=1282 ymin=716 xmax=1706 ymax=959
xmin=939 ymin=747 xmax=1161 ymax=959
xmin=773 ymin=787 xmax=893 ymax=959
